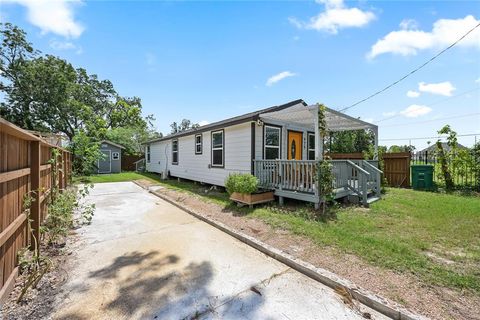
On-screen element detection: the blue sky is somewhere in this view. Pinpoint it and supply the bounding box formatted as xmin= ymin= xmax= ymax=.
xmin=1 ymin=0 xmax=479 ymax=149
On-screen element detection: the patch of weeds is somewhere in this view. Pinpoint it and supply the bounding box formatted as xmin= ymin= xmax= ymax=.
xmin=41 ymin=184 xmax=95 ymax=246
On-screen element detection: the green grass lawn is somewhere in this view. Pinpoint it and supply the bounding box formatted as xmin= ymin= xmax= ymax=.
xmin=251 ymin=189 xmax=480 ymax=293
xmin=75 ymin=172 xmax=480 ymax=293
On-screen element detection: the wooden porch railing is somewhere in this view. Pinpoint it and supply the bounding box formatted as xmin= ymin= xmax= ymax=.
xmin=254 ymin=159 xmax=382 ymax=205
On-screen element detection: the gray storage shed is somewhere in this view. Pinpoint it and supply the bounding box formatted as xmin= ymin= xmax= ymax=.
xmin=97 ymin=140 xmax=125 ymax=174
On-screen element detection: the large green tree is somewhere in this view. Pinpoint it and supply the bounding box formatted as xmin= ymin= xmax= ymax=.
xmin=327 ymin=129 xmax=375 ymax=153
xmin=170 ymin=119 xmax=199 ymax=134
xmin=0 ymin=23 xmax=159 ymax=174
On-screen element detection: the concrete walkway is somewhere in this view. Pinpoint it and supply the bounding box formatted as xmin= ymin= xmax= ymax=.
xmin=53 ymin=182 xmax=387 ymax=320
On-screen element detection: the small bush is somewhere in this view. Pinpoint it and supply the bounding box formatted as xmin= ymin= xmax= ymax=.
xmin=225 ymin=173 xmax=259 ymax=195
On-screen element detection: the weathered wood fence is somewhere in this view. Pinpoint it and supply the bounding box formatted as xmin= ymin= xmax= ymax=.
xmin=382 ymin=152 xmax=411 ymax=188
xmin=0 ymin=118 xmax=71 ymax=303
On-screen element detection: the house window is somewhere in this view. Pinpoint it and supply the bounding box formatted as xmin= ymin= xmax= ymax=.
xmin=211 ymin=130 xmax=224 ymax=167
xmin=195 ymin=134 xmax=202 ymax=155
xmin=111 ymin=152 xmax=120 ymax=160
xmin=308 ymin=133 xmax=315 ymax=160
xmin=172 ymin=139 xmax=178 ymax=164
xmin=264 ymin=126 xmax=281 ymax=160
xmin=146 ymin=146 xmax=151 ymax=163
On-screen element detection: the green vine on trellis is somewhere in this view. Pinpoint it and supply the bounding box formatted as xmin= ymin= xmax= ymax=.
xmin=315 ymin=103 xmax=334 ymax=211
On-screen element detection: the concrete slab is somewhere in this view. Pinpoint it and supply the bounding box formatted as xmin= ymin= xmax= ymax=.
xmin=53 ymin=182 xmax=387 ymax=320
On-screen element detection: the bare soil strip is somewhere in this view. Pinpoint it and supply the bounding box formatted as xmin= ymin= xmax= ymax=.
xmin=136 ymin=179 xmax=480 ymax=320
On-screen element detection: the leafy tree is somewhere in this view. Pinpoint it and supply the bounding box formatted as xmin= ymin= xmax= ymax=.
xmin=436 ymin=125 xmax=455 ymax=191
xmin=0 ymin=23 xmax=157 ymax=174
xmin=0 ymin=23 xmax=38 ymax=129
xmin=69 ymin=131 xmax=103 ymax=175
xmin=170 ymin=119 xmax=199 ymax=134
xmin=388 ymin=145 xmax=415 ymax=153
xmin=327 ymin=129 xmax=375 ymax=153
xmin=105 ymin=117 xmax=162 ymax=155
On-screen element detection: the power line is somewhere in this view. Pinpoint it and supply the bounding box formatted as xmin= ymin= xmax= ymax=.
xmin=379 ymin=112 xmax=480 ymax=128
xmin=374 ymin=87 xmax=480 ymax=124
xmin=338 ymin=22 xmax=480 ymax=113
xmin=379 ymin=133 xmax=480 ymax=141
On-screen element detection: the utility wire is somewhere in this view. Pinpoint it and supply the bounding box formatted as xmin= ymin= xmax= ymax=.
xmin=379 ymin=112 xmax=480 ymax=128
xmin=338 ymin=22 xmax=480 ymax=113
xmin=379 ymin=133 xmax=479 ymax=141
xmin=374 ymin=87 xmax=480 ymax=124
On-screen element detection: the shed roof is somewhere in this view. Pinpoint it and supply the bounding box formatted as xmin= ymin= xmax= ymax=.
xmin=100 ymin=140 xmax=126 ymax=149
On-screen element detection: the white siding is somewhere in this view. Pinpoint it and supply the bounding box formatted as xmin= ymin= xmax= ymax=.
xmin=146 ymin=122 xmax=253 ymax=186
xmin=255 ymin=124 xmax=263 ymax=160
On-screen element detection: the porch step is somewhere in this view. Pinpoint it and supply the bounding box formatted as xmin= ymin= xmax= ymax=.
xmin=366 ymin=196 xmax=380 ymax=204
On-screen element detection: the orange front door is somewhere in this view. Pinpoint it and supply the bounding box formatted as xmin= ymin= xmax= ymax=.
xmin=288 ymin=131 xmax=303 ymax=160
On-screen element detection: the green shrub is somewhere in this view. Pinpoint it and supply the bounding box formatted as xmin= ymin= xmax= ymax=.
xmin=225 ymin=173 xmax=259 ymax=195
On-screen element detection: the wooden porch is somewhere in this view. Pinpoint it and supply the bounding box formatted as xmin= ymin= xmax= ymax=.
xmin=253 ymin=159 xmax=382 ymax=206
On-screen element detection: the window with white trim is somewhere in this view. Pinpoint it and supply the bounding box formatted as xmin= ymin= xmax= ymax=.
xmin=264 ymin=126 xmax=280 ymax=160
xmin=211 ymin=130 xmax=224 ymax=167
xmin=308 ymin=133 xmax=315 ymax=160
xmin=146 ymin=146 xmax=151 ymax=163
xmin=172 ymin=139 xmax=178 ymax=164
xmin=195 ymin=134 xmax=202 ymax=154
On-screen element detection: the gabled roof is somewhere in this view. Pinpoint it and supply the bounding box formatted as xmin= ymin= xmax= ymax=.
xmin=419 ymin=142 xmax=467 ymax=153
xmin=100 ymin=140 xmax=126 ymax=149
xmin=146 ymin=99 xmax=307 ymax=143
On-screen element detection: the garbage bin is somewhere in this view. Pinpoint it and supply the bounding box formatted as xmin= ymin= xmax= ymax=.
xmin=411 ymin=165 xmax=434 ymax=190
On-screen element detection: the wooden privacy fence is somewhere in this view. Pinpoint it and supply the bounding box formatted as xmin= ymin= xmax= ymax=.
xmin=382 ymin=152 xmax=411 ymax=188
xmin=0 ymin=118 xmax=71 ymax=303
xmin=121 ymin=154 xmax=144 ymax=171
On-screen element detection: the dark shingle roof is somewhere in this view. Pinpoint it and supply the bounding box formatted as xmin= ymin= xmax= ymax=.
xmin=146 ymin=99 xmax=307 ymax=144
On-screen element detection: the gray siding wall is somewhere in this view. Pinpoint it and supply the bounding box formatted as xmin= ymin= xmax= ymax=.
xmin=99 ymin=143 xmax=122 ymax=173
xmin=255 ymin=121 xmax=312 ymax=160
xmin=146 ymin=122 xmax=252 ymax=186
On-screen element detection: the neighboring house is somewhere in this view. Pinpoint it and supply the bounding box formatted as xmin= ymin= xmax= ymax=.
xmin=419 ymin=142 xmax=467 ymax=154
xmin=417 ymin=142 xmax=467 ymax=162
xmin=98 ymin=140 xmax=125 ymax=174
xmin=145 ymin=99 xmax=382 ymax=207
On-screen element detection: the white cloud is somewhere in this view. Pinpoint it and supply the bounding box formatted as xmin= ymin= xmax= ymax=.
xmin=406 ymin=90 xmax=420 ymax=98
xmin=198 ymin=120 xmax=210 ymax=126
xmin=145 ymin=52 xmax=157 ymax=66
xmin=49 ymin=39 xmax=82 ymax=54
xmin=289 ymin=0 xmax=375 ymax=34
xmin=4 ymin=0 xmax=84 ymax=38
xmin=382 ymin=111 xmax=397 ymax=117
xmin=400 ymin=104 xmax=432 ymax=118
xmin=475 ymin=77 xmax=480 ymax=84
xmin=399 ymin=19 xmax=419 ymax=30
xmin=266 ymin=71 xmax=296 ymax=86
xmin=418 ymin=81 xmax=456 ymax=96
xmin=368 ymin=15 xmax=480 ymax=59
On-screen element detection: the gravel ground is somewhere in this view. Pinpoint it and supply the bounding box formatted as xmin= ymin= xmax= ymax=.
xmin=138 ymin=179 xmax=480 ymax=320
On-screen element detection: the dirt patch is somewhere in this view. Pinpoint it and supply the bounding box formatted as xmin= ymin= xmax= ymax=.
xmin=1 ymin=232 xmax=80 ymax=320
xmin=141 ymin=181 xmax=480 ymax=320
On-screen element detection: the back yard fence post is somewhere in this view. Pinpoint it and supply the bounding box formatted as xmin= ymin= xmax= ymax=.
xmin=30 ymin=141 xmax=41 ymax=251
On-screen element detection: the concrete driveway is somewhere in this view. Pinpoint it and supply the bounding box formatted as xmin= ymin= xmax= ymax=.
xmin=53 ymin=182 xmax=386 ymax=320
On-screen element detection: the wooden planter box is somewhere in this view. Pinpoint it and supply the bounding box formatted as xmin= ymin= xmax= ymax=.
xmin=230 ymin=190 xmax=274 ymax=207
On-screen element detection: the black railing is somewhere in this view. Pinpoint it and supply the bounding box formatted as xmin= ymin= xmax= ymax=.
xmin=410 ymin=150 xmax=480 ymax=191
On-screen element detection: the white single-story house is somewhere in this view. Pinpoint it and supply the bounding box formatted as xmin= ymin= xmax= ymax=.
xmin=145 ymin=99 xmax=382 ymax=207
